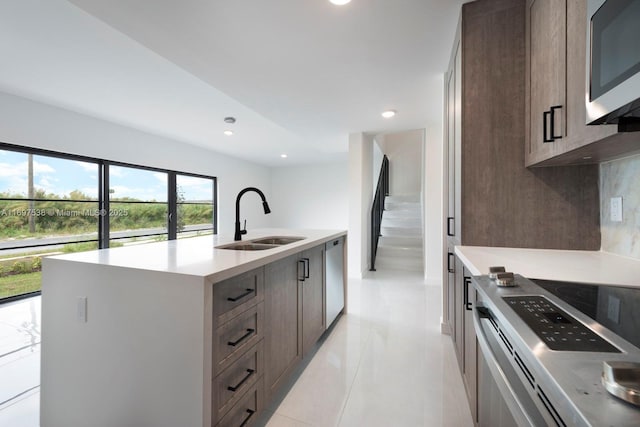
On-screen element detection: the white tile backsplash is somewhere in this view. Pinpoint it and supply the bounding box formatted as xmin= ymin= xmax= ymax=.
xmin=600 ymin=154 xmax=640 ymax=259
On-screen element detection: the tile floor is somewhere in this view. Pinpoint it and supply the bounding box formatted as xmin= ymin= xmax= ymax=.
xmin=259 ymin=269 xmax=473 ymax=427
xmin=0 ymin=268 xmax=472 ymax=427
xmin=0 ymin=296 xmax=41 ymax=427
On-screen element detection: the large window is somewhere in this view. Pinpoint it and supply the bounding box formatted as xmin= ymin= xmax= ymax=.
xmin=108 ymin=165 xmax=169 ymax=245
xmin=0 ymin=143 xmax=217 ymax=302
xmin=176 ymin=174 xmax=215 ymax=238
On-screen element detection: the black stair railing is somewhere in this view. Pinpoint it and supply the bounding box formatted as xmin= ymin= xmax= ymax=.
xmin=370 ymin=155 xmax=389 ymax=271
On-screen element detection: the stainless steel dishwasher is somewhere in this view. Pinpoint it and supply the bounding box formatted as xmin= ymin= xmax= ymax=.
xmin=325 ymin=237 xmax=344 ymax=328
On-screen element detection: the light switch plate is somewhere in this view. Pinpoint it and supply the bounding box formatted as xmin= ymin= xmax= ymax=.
xmin=610 ymin=197 xmax=623 ymax=222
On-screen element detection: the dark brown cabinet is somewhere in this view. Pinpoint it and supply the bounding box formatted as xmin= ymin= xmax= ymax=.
xmin=264 ymin=244 xmax=326 ymax=401
xmin=462 ymin=272 xmax=477 ymax=424
xmin=525 ymin=0 xmax=623 ymax=167
xmin=450 ymin=255 xmax=478 ymax=424
xmin=442 ymin=0 xmax=600 ymax=258
xmin=301 ymin=245 xmax=325 ymax=356
xmin=264 ymin=253 xmax=302 ymax=401
xmin=443 ymin=0 xmax=602 ymax=424
xmin=526 ymin=0 xmax=568 ymax=163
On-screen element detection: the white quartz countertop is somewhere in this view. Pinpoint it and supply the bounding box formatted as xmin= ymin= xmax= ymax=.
xmin=455 ymin=245 xmax=640 ymax=287
xmin=45 ymin=228 xmax=346 ymax=282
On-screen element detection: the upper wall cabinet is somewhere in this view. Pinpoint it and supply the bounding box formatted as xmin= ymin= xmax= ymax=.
xmin=525 ymin=0 xmax=640 ymax=167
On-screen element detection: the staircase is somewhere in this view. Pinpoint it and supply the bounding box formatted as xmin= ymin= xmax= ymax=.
xmin=374 ymin=194 xmax=423 ymax=271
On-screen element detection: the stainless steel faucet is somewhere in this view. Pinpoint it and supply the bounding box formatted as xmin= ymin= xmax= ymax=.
xmin=234 ymin=187 xmax=271 ymax=241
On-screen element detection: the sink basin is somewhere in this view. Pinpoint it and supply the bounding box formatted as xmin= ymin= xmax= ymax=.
xmin=251 ymin=236 xmax=306 ymax=245
xmin=216 ymin=243 xmax=278 ymax=251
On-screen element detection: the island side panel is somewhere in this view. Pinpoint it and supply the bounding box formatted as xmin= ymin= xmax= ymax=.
xmin=40 ymin=258 xmax=208 ymax=427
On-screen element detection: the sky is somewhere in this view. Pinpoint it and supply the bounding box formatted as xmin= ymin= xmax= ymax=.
xmin=0 ymin=148 xmax=213 ymax=202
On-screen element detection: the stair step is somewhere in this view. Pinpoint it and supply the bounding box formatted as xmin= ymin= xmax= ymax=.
xmin=378 ymin=235 xmax=422 ymax=248
xmin=381 ymin=217 xmax=422 ymax=228
xmin=385 ymin=201 xmax=420 ymax=211
xmin=377 ymin=245 xmax=422 ymax=259
xmin=374 ymin=255 xmax=423 ymax=271
xmin=381 ymin=226 xmax=422 ymax=237
xmin=385 ymin=194 xmax=420 ymax=203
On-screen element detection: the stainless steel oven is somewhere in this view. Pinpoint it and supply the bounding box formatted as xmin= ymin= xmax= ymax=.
xmin=586 ymin=0 xmax=640 ymax=126
xmin=473 ymin=274 xmax=640 ymax=427
xmin=474 ymin=303 xmax=551 ymax=426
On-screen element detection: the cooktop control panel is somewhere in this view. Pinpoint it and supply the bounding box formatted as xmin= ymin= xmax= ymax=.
xmin=503 ymin=296 xmax=620 ymax=353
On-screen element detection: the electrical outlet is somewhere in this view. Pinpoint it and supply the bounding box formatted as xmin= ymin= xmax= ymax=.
xmin=610 ymin=197 xmax=623 ymax=222
xmin=77 ymin=296 xmax=87 ymax=323
xmin=607 ymin=295 xmax=620 ymax=324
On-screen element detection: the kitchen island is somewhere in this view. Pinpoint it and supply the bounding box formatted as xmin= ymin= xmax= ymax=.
xmin=40 ymin=229 xmax=347 ymax=427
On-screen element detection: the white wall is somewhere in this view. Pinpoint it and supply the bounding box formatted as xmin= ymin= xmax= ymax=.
xmin=269 ymin=160 xmax=349 ymax=230
xmin=372 ymin=136 xmax=384 ymax=196
xmin=377 ymin=129 xmax=424 ymax=196
xmin=0 ymin=91 xmax=271 ymax=236
xmin=424 ymin=119 xmax=443 ymax=286
xmin=348 ymin=133 xmax=373 ymax=278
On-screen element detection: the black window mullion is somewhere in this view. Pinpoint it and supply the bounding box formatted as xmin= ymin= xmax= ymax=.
xmin=168 ymin=172 xmax=177 ymax=240
xmin=213 ymin=178 xmax=218 ymax=234
xmin=102 ymin=163 xmax=110 ymax=248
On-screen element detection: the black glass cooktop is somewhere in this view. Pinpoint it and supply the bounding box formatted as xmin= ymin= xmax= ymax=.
xmin=531 ymin=279 xmax=640 ymax=350
xmin=503 ymin=295 xmax=620 ymax=352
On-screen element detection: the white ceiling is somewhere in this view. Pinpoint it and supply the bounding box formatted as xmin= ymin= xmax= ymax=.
xmin=0 ymin=0 xmax=465 ymax=166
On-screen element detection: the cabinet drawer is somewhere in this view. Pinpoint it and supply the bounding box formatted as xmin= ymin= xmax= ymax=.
xmin=215 ymin=379 xmax=263 ymax=427
xmin=213 ymin=303 xmax=264 ymax=376
xmin=213 ymin=267 xmax=264 ymax=329
xmin=213 ymin=340 xmax=263 ymax=425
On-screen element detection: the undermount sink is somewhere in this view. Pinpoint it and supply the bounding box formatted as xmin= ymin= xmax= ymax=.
xmin=216 ymin=243 xmax=278 ymax=251
xmin=216 ymin=236 xmax=306 ymax=251
xmin=251 ymin=236 xmax=306 ymax=245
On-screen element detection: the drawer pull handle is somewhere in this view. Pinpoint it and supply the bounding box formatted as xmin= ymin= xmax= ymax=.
xmin=227 ymin=288 xmax=254 ymax=302
xmin=240 ymin=409 xmax=255 ymax=427
xmin=227 ymin=369 xmax=255 ymax=392
xmin=227 ymin=329 xmax=255 ymax=347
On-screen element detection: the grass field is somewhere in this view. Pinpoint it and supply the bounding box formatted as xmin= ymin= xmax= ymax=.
xmin=0 ymin=271 xmax=41 ymax=299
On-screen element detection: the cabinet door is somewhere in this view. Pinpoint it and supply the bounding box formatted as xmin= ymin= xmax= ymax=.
xmin=446 ymin=246 xmax=456 ymax=337
xmin=526 ymin=0 xmax=567 ymax=164
xmin=454 ymin=256 xmax=464 ymax=371
xmin=445 ymin=24 xmax=461 ymax=241
xmin=301 ymin=245 xmax=325 ymax=356
xmin=463 ymin=271 xmax=477 ymax=424
xmin=264 ymin=254 xmax=302 ymax=400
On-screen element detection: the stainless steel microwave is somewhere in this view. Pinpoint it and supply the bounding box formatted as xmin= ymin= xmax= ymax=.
xmin=586 ymin=0 xmax=640 ymax=127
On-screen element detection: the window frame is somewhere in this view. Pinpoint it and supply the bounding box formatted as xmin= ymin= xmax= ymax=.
xmin=0 ymin=141 xmax=217 ymax=302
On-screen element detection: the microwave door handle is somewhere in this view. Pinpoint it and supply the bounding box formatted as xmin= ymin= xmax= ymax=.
xmin=474 ymin=307 xmax=543 ymax=427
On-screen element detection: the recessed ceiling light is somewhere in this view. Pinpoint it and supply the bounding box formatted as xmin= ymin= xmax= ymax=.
xmin=381 ymin=110 xmax=396 ymax=118
xmin=224 ymin=117 xmax=236 ymax=124
xmin=223 ymin=130 xmax=233 ymax=136
xmin=330 ymin=0 xmax=351 ymax=5
xmin=280 ymin=154 xmax=288 ymax=158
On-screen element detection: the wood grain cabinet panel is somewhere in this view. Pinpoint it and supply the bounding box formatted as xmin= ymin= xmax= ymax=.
xmin=525 ymin=0 xmax=622 ymax=166
xmin=215 ymin=379 xmax=262 ymax=427
xmin=213 ymin=304 xmax=264 ymax=377
xmin=443 ymin=0 xmax=600 ymax=251
xmin=264 ymin=254 xmax=302 ymax=400
xmin=301 ymin=245 xmax=325 ymax=356
xmin=212 ymin=267 xmax=264 ymax=330
xmin=212 ymin=341 xmax=263 ymax=425
xmin=526 ymin=0 xmax=567 ymax=163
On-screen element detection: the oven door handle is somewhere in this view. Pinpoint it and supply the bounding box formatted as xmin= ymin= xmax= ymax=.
xmin=474 ymin=305 xmax=541 ymax=427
